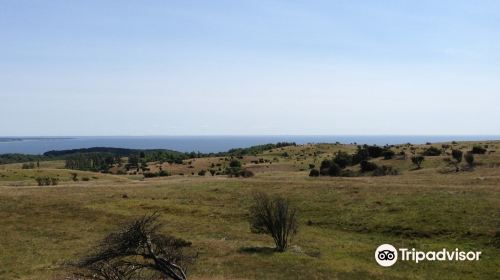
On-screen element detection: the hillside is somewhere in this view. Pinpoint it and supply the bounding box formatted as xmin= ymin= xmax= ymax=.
xmin=0 ymin=141 xmax=499 ymax=279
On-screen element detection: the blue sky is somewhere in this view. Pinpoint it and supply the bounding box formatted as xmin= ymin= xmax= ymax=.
xmin=1 ymin=0 xmax=499 ymax=136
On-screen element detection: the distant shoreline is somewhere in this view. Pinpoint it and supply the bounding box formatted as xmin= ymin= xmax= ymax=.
xmin=0 ymin=136 xmax=499 ymax=155
xmin=0 ymin=137 xmax=74 ymax=143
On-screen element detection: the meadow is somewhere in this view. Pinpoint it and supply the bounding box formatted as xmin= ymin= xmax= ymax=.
xmin=0 ymin=141 xmax=499 ymax=279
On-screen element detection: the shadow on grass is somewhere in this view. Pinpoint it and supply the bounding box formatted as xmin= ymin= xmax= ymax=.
xmin=238 ymin=246 xmax=276 ymax=255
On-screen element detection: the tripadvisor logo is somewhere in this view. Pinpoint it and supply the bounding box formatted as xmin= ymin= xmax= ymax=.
xmin=375 ymin=244 xmax=482 ymax=267
xmin=375 ymin=244 xmax=398 ymax=267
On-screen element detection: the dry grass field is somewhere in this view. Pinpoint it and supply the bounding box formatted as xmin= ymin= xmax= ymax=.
xmin=0 ymin=141 xmax=499 ymax=279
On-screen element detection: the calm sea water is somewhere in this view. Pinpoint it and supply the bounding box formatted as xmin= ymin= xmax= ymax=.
xmin=0 ymin=135 xmax=498 ymax=155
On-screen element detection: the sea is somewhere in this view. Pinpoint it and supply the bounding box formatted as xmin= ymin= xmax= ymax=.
xmin=0 ymin=135 xmax=498 ymax=155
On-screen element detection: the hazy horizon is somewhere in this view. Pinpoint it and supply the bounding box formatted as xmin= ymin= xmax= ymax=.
xmin=2 ymin=1 xmax=499 ymax=135
xmin=2 ymin=134 xmax=500 ymax=138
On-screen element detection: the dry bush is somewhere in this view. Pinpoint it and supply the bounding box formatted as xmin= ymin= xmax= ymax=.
xmin=75 ymin=212 xmax=195 ymax=280
xmin=249 ymin=192 xmax=298 ymax=252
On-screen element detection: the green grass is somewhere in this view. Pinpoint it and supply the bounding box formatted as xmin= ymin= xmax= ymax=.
xmin=0 ymin=142 xmax=499 ymax=279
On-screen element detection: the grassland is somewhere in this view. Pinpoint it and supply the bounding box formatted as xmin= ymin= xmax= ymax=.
xmin=0 ymin=141 xmax=499 ymax=279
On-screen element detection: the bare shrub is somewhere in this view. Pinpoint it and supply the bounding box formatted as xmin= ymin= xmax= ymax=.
xmin=249 ymin=192 xmax=298 ymax=252
xmin=76 ymin=213 xmax=195 ymax=280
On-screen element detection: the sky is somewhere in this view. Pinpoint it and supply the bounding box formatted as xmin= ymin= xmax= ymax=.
xmin=1 ymin=0 xmax=499 ymax=136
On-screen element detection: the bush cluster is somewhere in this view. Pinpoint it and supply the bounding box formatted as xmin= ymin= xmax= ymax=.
xmin=471 ymin=146 xmax=487 ymax=154
xmin=143 ymin=170 xmax=171 ymax=178
xmin=360 ymin=160 xmax=378 ymax=172
xmin=372 ymin=165 xmax=399 ymax=176
xmin=422 ymin=146 xmax=442 ymax=156
xmin=22 ymin=162 xmax=36 ymax=169
xmin=35 ymin=176 xmax=59 ymax=186
xmin=310 ymin=147 xmax=400 ymax=177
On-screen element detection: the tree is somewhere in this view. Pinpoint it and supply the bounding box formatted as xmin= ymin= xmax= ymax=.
xmin=249 ymin=192 xmax=298 ymax=252
xmin=76 ymin=213 xmax=195 ymax=280
xmin=411 ymin=155 xmax=424 ymax=169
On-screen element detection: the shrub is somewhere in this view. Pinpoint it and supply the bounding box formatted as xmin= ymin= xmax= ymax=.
xmin=320 ymin=159 xmax=332 ymax=170
xmin=423 ymin=146 xmax=442 ymax=156
xmin=35 ymin=176 xmax=59 ymax=186
xmin=249 ymin=192 xmax=298 ymax=252
xmin=327 ymin=163 xmax=341 ymax=176
xmin=239 ymin=169 xmax=254 ymax=178
xmin=464 ymin=152 xmax=474 ymax=167
xmin=81 ymin=177 xmax=90 ymax=181
xmin=372 ymin=166 xmax=399 ymax=176
xmin=227 ymin=168 xmax=254 ymax=178
xmin=309 ymin=169 xmax=320 ymax=177
xmin=22 ymin=162 xmax=35 ymax=169
xmin=366 ymin=145 xmax=385 ymax=158
xmin=308 ymin=164 xmax=315 ymax=169
xmin=360 ymin=160 xmax=378 ymax=172
xmin=382 ymin=150 xmax=395 ymax=160
xmin=333 ymin=151 xmax=351 ymax=168
xmin=352 ymin=146 xmax=370 ymax=164
xmin=226 ymin=159 xmax=243 ymax=177
xmin=158 ymin=170 xmax=170 ymax=177
xmin=452 ymin=149 xmax=463 ymax=163
xmin=320 ymin=162 xmax=341 ymax=176
xmin=209 ymin=169 xmax=216 ymax=176
xmin=471 ymin=146 xmax=487 ymax=154
xmin=229 ymin=159 xmax=242 ymax=168
xmin=198 ymin=169 xmax=206 ymax=176
xmin=340 ymin=169 xmax=357 ymax=177
xmin=143 ymin=172 xmax=158 ymax=178
xmin=50 ymin=177 xmax=59 ymax=185
xmin=411 ymin=155 xmax=425 ymax=169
